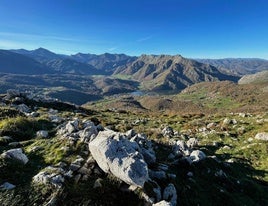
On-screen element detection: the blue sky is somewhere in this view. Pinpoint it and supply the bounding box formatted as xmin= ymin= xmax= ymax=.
xmin=0 ymin=0 xmax=267 ymax=58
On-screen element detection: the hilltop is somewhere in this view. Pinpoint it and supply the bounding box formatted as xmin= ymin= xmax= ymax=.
xmin=0 ymin=89 xmax=267 ymax=206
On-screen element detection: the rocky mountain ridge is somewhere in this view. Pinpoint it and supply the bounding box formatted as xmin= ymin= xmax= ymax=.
xmin=196 ymin=58 xmax=268 ymax=76
xmin=114 ymin=54 xmax=239 ymax=91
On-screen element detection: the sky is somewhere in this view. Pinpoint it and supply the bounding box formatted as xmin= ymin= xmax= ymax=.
xmin=0 ymin=0 xmax=267 ymax=58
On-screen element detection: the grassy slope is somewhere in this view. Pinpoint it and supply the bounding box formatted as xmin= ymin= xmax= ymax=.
xmin=0 ymin=86 xmax=267 ymax=205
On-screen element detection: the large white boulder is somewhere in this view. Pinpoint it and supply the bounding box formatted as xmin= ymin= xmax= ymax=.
xmin=88 ymin=130 xmax=148 ymax=187
xmin=1 ymin=148 xmax=28 ymax=164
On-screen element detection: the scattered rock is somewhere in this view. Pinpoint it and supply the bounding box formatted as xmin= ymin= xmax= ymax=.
xmin=88 ymin=130 xmax=148 ymax=187
xmin=223 ymin=145 xmax=231 ymax=150
xmin=74 ymin=174 xmax=81 ymax=184
xmin=153 ymin=200 xmax=172 ymax=206
xmin=149 ymin=170 xmax=166 ymax=180
xmin=173 ymin=140 xmax=189 ymax=156
xmin=93 ymin=178 xmax=103 ymax=188
xmin=8 ymin=142 xmax=21 ymax=147
xmin=163 ymin=183 xmax=177 ymax=206
xmin=207 ymin=122 xmax=216 ymax=129
xmin=36 ymin=130 xmax=49 ymax=138
xmin=6 ymin=89 xmax=21 ymax=99
xmin=186 ymin=138 xmax=198 ymax=148
xmin=69 ymin=163 xmax=80 ymax=171
xmin=162 ymin=127 xmax=174 ymax=137
xmin=223 ymin=118 xmax=237 ymax=125
xmin=0 ymin=182 xmax=16 ymax=190
xmin=187 ymin=172 xmax=193 ymax=177
xmin=189 ymin=150 xmax=206 ymax=163
xmin=33 ymin=166 xmax=65 ymax=188
xmin=1 ymin=148 xmax=29 ymax=164
xmin=255 ymin=132 xmax=268 ymax=141
xmin=126 ymin=129 xmax=136 ymax=138
xmin=215 ymin=170 xmax=227 ymax=178
xmin=223 ymin=118 xmax=231 ymax=125
xmin=16 ymin=104 xmax=31 ymax=113
xmin=79 ymin=123 xmax=98 ymax=143
xmin=130 ymin=133 xmax=156 ymax=165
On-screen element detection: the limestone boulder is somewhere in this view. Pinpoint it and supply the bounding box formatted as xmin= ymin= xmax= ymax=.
xmin=88 ymin=130 xmax=148 ymax=187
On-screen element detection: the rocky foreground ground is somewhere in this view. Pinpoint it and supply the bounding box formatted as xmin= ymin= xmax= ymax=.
xmin=0 ymin=90 xmax=267 ymax=206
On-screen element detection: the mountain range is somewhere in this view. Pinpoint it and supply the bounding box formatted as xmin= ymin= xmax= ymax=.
xmin=0 ymin=47 xmax=267 ymax=104
xmin=196 ymin=58 xmax=268 ymax=75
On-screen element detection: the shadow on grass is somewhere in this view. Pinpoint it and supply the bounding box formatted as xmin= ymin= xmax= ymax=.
xmin=0 ymin=151 xmax=53 ymax=205
xmin=155 ymin=142 xmax=268 ymax=206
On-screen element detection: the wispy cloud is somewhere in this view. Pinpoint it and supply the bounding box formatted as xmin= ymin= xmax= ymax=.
xmin=108 ymin=47 xmax=118 ymax=52
xmin=136 ymin=35 xmax=152 ymax=42
xmin=0 ymin=31 xmax=78 ymax=42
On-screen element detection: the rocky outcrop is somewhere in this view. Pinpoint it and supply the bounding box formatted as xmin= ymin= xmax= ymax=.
xmin=33 ymin=166 xmax=65 ymax=188
xmin=57 ymin=119 xmax=99 ymax=143
xmin=88 ymin=130 xmax=149 ymax=187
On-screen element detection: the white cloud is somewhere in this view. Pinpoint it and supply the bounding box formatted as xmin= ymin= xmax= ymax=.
xmin=136 ymin=36 xmax=152 ymax=42
xmin=108 ymin=47 xmax=118 ymax=52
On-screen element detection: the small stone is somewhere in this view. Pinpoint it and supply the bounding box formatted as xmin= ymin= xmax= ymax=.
xmin=74 ymin=174 xmax=81 ymax=184
xmin=36 ymin=130 xmax=49 ymax=138
xmin=93 ymin=178 xmax=103 ymax=188
xmin=78 ymin=166 xmax=92 ymax=175
xmin=187 ymin=172 xmax=193 ymax=177
xmin=223 ymin=145 xmax=231 ymax=150
xmin=186 ymin=138 xmax=198 ymax=148
xmin=0 ymin=182 xmax=16 ymax=190
xmin=163 ymin=183 xmax=177 ymax=206
xmin=167 ymin=173 xmax=176 ymax=179
xmin=189 ymin=150 xmax=206 ymax=163
xmin=1 ymin=148 xmax=28 ymax=164
xmin=149 ymin=170 xmax=166 ymax=180
xmin=69 ymin=163 xmax=80 ymax=171
xmin=8 ymin=142 xmax=21 ymax=147
xmin=153 ymin=200 xmax=172 ymax=206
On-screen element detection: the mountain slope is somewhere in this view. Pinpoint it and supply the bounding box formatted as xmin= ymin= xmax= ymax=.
xmin=0 ymin=50 xmax=53 ymax=74
xmin=70 ymin=52 xmax=137 ymax=73
xmin=12 ymin=48 xmax=101 ymax=75
xmin=45 ymin=59 xmax=101 ymax=74
xmin=196 ymin=58 xmax=268 ymax=76
xmin=114 ymin=55 xmax=239 ymax=91
xmin=238 ymin=70 xmax=268 ymax=84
